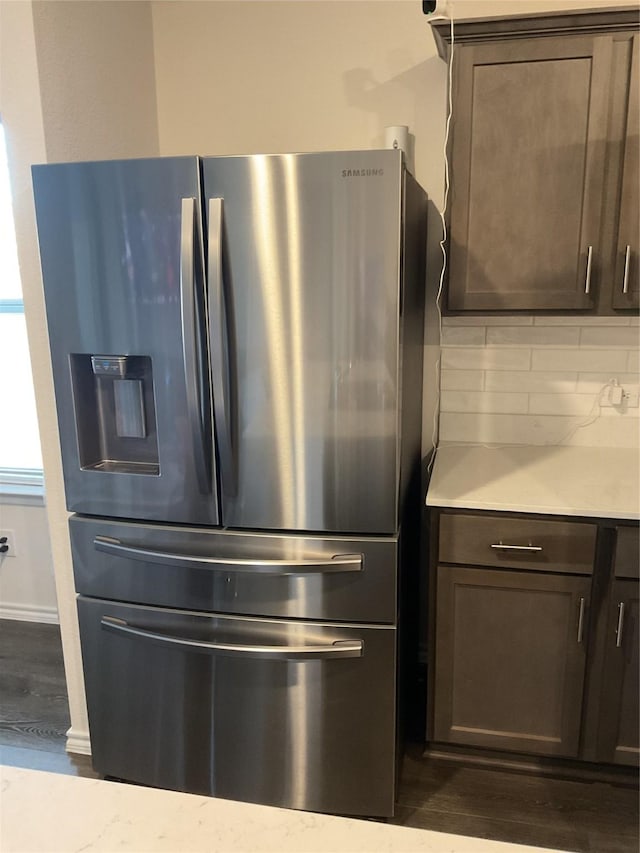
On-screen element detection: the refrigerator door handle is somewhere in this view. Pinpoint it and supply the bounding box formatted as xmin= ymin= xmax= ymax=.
xmin=208 ymin=197 xmax=235 ymax=495
xmin=180 ymin=197 xmax=210 ymax=494
xmin=101 ymin=616 xmax=364 ymax=659
xmin=93 ymin=535 xmax=363 ymax=574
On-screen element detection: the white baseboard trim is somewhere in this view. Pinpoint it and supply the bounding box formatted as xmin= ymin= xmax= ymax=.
xmin=0 ymin=603 xmax=59 ymax=625
xmin=66 ymin=727 xmax=91 ymax=756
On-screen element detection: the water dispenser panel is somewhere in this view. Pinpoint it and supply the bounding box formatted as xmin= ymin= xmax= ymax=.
xmin=71 ymin=354 xmax=159 ymax=474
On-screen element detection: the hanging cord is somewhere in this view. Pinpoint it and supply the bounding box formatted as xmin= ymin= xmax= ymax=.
xmin=553 ymin=379 xmax=619 ymax=446
xmin=427 ymin=10 xmax=454 ymax=477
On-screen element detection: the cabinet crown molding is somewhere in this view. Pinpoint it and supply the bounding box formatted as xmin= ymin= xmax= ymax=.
xmin=430 ymin=6 xmax=640 ymax=60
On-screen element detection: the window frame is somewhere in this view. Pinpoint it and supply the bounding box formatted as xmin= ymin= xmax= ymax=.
xmin=0 ymin=122 xmax=45 ymax=500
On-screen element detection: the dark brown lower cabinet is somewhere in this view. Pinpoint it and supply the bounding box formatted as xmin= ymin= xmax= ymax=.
xmin=433 ymin=566 xmax=591 ymax=757
xmin=597 ymin=579 xmax=639 ymax=766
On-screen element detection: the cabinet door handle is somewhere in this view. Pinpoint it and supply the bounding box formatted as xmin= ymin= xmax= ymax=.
xmin=622 ymin=246 xmax=631 ymax=295
xmin=490 ymin=543 xmax=543 ymax=553
xmin=584 ymin=246 xmax=593 ymax=295
xmin=615 ymin=602 xmax=625 ymax=648
xmin=577 ymin=597 xmax=586 ymax=644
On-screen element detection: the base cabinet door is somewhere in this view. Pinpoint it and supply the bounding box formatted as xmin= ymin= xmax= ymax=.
xmin=597 ymin=580 xmax=639 ymax=766
xmin=433 ymin=567 xmax=591 ymax=757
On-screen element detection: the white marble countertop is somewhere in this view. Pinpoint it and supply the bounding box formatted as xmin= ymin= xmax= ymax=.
xmin=426 ymin=444 xmax=639 ymax=520
xmin=0 ymin=765 xmax=565 ymax=853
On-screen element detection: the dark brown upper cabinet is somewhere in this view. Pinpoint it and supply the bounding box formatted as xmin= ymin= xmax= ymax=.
xmin=431 ymin=8 xmax=640 ymax=314
xmin=611 ymin=34 xmax=639 ymax=310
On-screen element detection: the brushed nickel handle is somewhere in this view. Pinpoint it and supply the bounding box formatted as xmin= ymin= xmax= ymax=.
xmin=101 ymin=616 xmax=364 ymax=660
xmin=490 ymin=543 xmax=543 ymax=553
xmin=584 ymin=245 xmax=593 ymax=295
xmin=180 ymin=197 xmax=210 ymax=495
xmin=577 ymin=597 xmax=586 ymax=644
xmin=622 ymin=245 xmax=631 ymax=295
xmin=94 ymin=536 xmax=363 ymax=574
xmin=208 ymin=197 xmax=235 ymax=496
xmin=615 ymin=602 xmax=625 ymax=648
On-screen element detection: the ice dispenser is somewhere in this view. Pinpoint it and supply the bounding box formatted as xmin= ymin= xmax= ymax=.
xmin=70 ymin=354 xmax=159 ymax=475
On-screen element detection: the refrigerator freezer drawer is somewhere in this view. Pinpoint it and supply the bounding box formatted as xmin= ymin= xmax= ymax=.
xmin=70 ymin=516 xmax=398 ymax=624
xmin=78 ymin=596 xmax=397 ymax=817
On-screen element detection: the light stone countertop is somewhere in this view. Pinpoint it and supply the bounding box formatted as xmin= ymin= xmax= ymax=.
xmin=426 ymin=445 xmax=639 ymax=520
xmin=0 ymin=765 xmax=564 ymax=853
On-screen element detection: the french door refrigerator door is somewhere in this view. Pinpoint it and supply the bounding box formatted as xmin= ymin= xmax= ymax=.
xmin=78 ymin=597 xmax=397 ymax=817
xmin=33 ymin=157 xmax=218 ymax=525
xmin=202 ymin=150 xmax=403 ymax=535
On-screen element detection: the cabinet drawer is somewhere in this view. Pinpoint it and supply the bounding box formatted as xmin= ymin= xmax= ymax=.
xmin=614 ymin=526 xmax=639 ymax=579
xmin=439 ymin=513 xmax=597 ymax=575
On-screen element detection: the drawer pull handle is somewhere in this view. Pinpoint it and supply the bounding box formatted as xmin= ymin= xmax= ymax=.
xmin=101 ymin=616 xmax=364 ymax=660
xmin=615 ymin=602 xmax=625 ymax=648
xmin=490 ymin=543 xmax=543 ymax=553
xmin=94 ymin=536 xmax=363 ymax=575
xmin=577 ymin=597 xmax=586 ymax=644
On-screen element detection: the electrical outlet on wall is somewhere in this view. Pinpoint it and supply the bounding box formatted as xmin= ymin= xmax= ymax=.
xmin=601 ymin=386 xmax=639 ymax=409
xmin=0 ymin=530 xmax=17 ymax=558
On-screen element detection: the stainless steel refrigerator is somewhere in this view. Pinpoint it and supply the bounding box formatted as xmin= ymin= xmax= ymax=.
xmin=33 ymin=150 xmax=427 ymax=818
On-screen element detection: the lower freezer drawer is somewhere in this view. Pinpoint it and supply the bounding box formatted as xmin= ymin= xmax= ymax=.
xmin=78 ymin=597 xmax=397 ymax=817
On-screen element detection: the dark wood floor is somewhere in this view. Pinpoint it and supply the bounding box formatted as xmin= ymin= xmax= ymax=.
xmin=1 ymin=619 xmax=638 ymax=852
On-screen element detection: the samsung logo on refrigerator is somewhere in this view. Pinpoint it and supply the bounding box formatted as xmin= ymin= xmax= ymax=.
xmin=341 ymin=168 xmax=384 ymax=178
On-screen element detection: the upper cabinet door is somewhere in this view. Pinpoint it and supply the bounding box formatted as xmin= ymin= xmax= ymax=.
xmin=447 ymin=35 xmax=611 ymax=311
xmin=612 ymin=34 xmax=639 ymax=310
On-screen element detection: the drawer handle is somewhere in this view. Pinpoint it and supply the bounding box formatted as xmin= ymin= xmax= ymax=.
xmin=101 ymin=616 xmax=364 ymax=660
xmin=615 ymin=602 xmax=625 ymax=648
xmin=490 ymin=543 xmax=543 ymax=553
xmin=94 ymin=536 xmax=363 ymax=575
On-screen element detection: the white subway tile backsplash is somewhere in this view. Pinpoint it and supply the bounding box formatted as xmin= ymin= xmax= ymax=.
xmin=435 ymin=315 xmax=639 ymax=449
xmin=442 ymin=347 xmax=531 ymax=371
xmin=441 ymin=390 xmax=528 ymax=414
xmin=440 ymin=412 xmax=639 ymax=448
xmin=533 ymin=316 xmax=633 ymax=326
xmin=576 ymin=373 xmax=639 ymax=393
xmin=532 ymin=349 xmax=629 ymax=372
xmin=580 ymin=327 xmax=640 ymax=348
xmin=557 ymin=417 xmax=640 ymax=447
xmin=442 ymin=316 xmax=534 ymax=326
xmin=485 ymin=370 xmax=577 ymax=393
xmin=487 ymin=326 xmax=580 ymax=347
xmin=438 ymin=413 xmax=567 ymax=445
xmin=440 ymin=370 xmax=485 ymax=391
xmin=601 ymin=403 xmax=640 ymax=418
xmin=528 ymin=394 xmax=596 ymax=417
xmin=441 ymin=326 xmax=486 ymax=346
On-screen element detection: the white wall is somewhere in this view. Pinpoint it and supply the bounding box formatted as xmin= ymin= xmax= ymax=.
xmin=0 ymin=0 xmax=159 ymax=754
xmin=32 ymin=0 xmax=159 ymax=162
xmin=0 ymin=502 xmax=57 ymax=623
